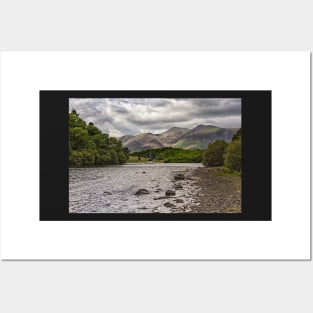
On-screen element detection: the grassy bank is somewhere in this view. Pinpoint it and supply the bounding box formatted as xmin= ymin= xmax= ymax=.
xmin=211 ymin=167 xmax=241 ymax=177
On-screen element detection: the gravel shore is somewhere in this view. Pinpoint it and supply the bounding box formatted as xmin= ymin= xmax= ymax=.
xmin=188 ymin=167 xmax=241 ymax=213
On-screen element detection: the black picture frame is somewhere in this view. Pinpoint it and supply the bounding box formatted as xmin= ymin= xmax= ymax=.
xmin=40 ymin=90 xmax=271 ymax=221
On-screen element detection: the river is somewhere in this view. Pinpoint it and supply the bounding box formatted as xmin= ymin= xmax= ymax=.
xmin=69 ymin=163 xmax=203 ymax=213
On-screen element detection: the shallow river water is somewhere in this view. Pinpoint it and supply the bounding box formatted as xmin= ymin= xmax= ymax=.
xmin=69 ymin=163 xmax=202 ymax=213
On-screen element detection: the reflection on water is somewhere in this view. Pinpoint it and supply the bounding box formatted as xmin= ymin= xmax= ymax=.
xmin=69 ymin=163 xmax=202 ymax=213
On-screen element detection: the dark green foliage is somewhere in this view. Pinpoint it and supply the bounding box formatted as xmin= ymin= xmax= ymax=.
xmin=69 ymin=111 xmax=128 ymax=166
xmin=122 ymin=147 xmax=130 ymax=155
xmin=202 ymin=140 xmax=228 ymax=167
xmin=201 ymin=128 xmax=242 ymax=172
xmin=232 ymin=128 xmax=241 ymax=142
xmin=69 ymin=109 xmax=86 ymax=128
xmin=118 ymin=151 xmax=128 ymax=164
xmin=109 ymin=149 xmax=119 ymax=165
xmin=69 ymin=150 xmax=84 ymax=167
xmin=87 ymin=122 xmax=102 ymax=136
xmin=69 ymin=127 xmax=89 ymax=150
xmin=130 ymin=147 xmax=203 ymax=163
xmin=224 ymin=135 xmax=241 ymax=172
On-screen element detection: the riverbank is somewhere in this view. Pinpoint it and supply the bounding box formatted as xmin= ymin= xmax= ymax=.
xmin=189 ymin=167 xmax=241 ymax=213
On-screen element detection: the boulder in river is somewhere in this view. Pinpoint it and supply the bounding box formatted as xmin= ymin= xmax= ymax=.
xmin=165 ymin=190 xmax=176 ymax=196
xmin=174 ymin=184 xmax=183 ymax=190
xmin=174 ymin=174 xmax=185 ymax=180
xmin=175 ymin=199 xmax=184 ymax=203
xmin=153 ymin=196 xmax=168 ymax=200
xmin=164 ymin=202 xmax=176 ymax=208
xmin=135 ymin=189 xmax=150 ymax=196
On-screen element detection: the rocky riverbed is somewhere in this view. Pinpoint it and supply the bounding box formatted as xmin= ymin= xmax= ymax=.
xmin=69 ymin=163 xmax=241 ymax=214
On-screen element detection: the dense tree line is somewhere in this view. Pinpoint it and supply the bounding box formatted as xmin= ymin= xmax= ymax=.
xmin=202 ymin=140 xmax=228 ymax=167
xmin=202 ymin=129 xmax=241 ymax=172
xmin=130 ymin=147 xmax=203 ymax=163
xmin=69 ymin=110 xmax=128 ymax=166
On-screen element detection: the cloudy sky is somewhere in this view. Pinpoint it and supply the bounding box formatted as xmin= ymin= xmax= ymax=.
xmin=69 ymin=98 xmax=241 ymax=137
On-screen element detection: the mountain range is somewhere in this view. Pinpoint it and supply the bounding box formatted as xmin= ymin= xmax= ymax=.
xmin=119 ymin=125 xmax=239 ymax=152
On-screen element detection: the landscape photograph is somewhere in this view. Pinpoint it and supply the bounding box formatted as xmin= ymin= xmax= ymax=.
xmin=69 ymin=98 xmax=242 ymax=214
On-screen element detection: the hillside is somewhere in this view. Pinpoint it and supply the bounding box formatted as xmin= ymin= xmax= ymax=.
xmin=119 ymin=133 xmax=164 ymax=152
xmin=173 ymin=125 xmax=238 ymax=150
xmin=156 ymin=127 xmax=189 ymax=147
xmin=120 ymin=125 xmax=238 ymax=152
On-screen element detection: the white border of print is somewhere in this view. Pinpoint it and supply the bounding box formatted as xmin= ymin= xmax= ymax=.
xmin=0 ymin=52 xmax=310 ymax=260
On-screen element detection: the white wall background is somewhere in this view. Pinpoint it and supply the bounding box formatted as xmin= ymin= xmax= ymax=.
xmin=0 ymin=1 xmax=312 ymax=312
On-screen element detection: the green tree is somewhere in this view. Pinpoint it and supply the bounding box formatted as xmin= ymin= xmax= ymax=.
xmin=69 ymin=111 xmax=128 ymax=166
xmin=224 ymin=136 xmax=241 ymax=172
xmin=202 ymin=140 xmax=228 ymax=167
xmin=91 ymin=133 xmax=109 ymax=149
xmin=117 ymin=151 xmax=128 ymax=163
xmin=232 ymin=128 xmax=241 ymax=142
xmin=82 ymin=149 xmax=95 ymax=165
xmin=123 ymin=147 xmax=130 ymax=155
xmin=69 ymin=110 xmax=86 ymax=128
xmin=99 ymin=150 xmax=111 ymax=165
xmin=69 ymin=150 xmax=84 ymax=166
xmin=87 ymin=122 xmax=102 ymax=136
xmin=69 ymin=127 xmax=89 ymax=150
xmin=109 ymin=149 xmax=119 ymax=165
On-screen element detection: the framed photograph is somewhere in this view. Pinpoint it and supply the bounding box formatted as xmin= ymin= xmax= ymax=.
xmin=1 ymin=52 xmax=310 ymax=260
xmin=40 ymin=90 xmax=271 ymax=221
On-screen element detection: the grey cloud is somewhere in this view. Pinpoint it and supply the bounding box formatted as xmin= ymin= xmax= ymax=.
xmin=112 ymin=106 xmax=129 ymax=114
xmin=69 ymin=98 xmax=241 ymax=137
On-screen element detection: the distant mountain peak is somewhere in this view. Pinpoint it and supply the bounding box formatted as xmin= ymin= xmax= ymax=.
xmin=119 ymin=124 xmax=238 ymax=152
xmin=160 ymin=126 xmax=189 ymax=134
xmin=169 ymin=126 xmax=187 ymax=130
xmin=193 ymin=124 xmax=217 ymax=129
